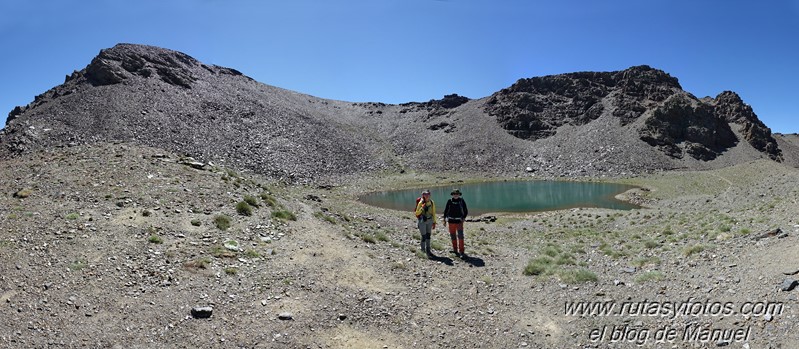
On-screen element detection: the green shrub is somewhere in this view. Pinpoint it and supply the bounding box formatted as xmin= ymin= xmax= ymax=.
xmin=635 ymin=271 xmax=665 ymax=283
xmin=632 ymin=256 xmax=661 ymax=268
xmin=271 ymin=210 xmax=296 ymax=221
xmin=243 ymin=195 xmax=259 ymax=207
xmin=542 ymin=245 xmax=560 ymax=257
xmin=375 ymin=231 xmax=389 ymax=242
xmin=236 ymin=201 xmax=253 ymax=216
xmin=184 ymin=258 xmax=211 ymax=270
xmin=524 ymin=256 xmax=554 ymax=276
xmin=362 ymin=235 xmax=376 ymax=244
xmin=260 ymin=192 xmax=278 ymax=207
xmin=190 ymin=219 xmax=202 ymax=227
xmin=148 ymin=235 xmax=163 ymax=244
xmin=65 ymin=213 xmax=79 ymax=220
xmin=683 ymin=244 xmax=705 ymax=256
xmin=214 ymin=215 xmax=231 ymax=230
xmin=643 ymin=240 xmax=660 ymax=249
xmin=555 ymin=253 xmax=576 ymax=265
xmin=69 ymin=260 xmax=88 ymax=271
xmin=558 ymin=268 xmax=598 ymax=283
xmin=430 ymin=241 xmax=445 ymax=251
xmin=224 ymin=267 xmax=238 ymax=275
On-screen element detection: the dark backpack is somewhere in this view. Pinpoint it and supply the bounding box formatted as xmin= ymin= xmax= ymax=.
xmin=447 ymin=199 xmax=465 ymax=221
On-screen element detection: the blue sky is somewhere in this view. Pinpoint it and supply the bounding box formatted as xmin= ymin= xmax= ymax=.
xmin=1 ymin=0 xmax=797 ymax=133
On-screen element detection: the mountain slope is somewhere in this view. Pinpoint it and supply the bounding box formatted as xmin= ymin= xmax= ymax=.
xmin=0 ymin=44 xmax=788 ymax=180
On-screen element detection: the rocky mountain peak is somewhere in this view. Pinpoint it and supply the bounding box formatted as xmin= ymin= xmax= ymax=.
xmin=83 ymin=43 xmax=202 ymax=88
xmin=614 ymin=65 xmax=681 ymax=89
xmin=712 ymin=91 xmax=782 ymax=161
xmin=485 ymin=66 xmax=683 ymax=140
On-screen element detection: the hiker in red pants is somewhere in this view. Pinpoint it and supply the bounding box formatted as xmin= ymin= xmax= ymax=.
xmin=443 ymin=189 xmax=468 ymax=257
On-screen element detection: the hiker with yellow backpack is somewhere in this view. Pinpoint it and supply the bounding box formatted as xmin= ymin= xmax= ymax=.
xmin=415 ymin=190 xmax=437 ymax=258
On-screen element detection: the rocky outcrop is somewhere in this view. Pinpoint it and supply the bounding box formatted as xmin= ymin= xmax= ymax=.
xmin=399 ymin=94 xmax=470 ymax=117
xmin=713 ymin=91 xmax=782 ymax=161
xmin=85 ymin=44 xmax=200 ymax=88
xmin=484 ymin=65 xmax=680 ymax=140
xmin=639 ymin=94 xmax=738 ymax=160
xmin=484 ymin=65 xmax=782 ymax=162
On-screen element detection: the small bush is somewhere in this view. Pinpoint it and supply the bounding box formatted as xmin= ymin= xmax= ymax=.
xmin=555 ymin=253 xmax=576 ymax=266
xmin=260 ymin=192 xmax=278 ymax=207
xmin=643 ymin=240 xmax=660 ymax=249
xmin=211 ymin=245 xmax=237 ymax=258
xmin=542 ymin=245 xmax=560 ymax=257
xmin=190 ymin=219 xmax=202 ymax=227
xmin=375 ymin=231 xmax=389 ymax=242
xmin=314 ymin=211 xmax=336 ymax=224
xmin=142 ymin=210 xmax=152 ymax=217
xmin=271 ymin=210 xmax=296 ymax=221
xmin=214 ymin=215 xmax=231 ymax=230
xmin=236 ymin=201 xmax=253 ymax=216
xmin=65 ymin=213 xmax=79 ymax=220
xmin=632 ymin=256 xmax=661 ymax=268
xmin=430 ymin=241 xmax=445 ymax=251
xmin=184 ymin=258 xmax=211 ymax=270
xmin=739 ymin=228 xmax=752 ymax=235
xmin=69 ymin=260 xmax=88 ymax=271
xmin=362 ymin=235 xmax=377 ymax=244
xmin=683 ymin=244 xmax=705 ymax=256
xmin=719 ymin=225 xmax=731 ymax=232
xmin=558 ymin=268 xmax=598 ymax=284
xmin=148 ymin=235 xmax=163 ymax=244
xmin=524 ymin=256 xmax=554 ymax=276
xmin=244 ymin=249 xmax=261 ymax=258
xmin=224 ymin=267 xmax=238 ymax=275
xmin=635 ymin=271 xmax=665 ymax=283
xmin=243 ymin=195 xmax=259 ymax=207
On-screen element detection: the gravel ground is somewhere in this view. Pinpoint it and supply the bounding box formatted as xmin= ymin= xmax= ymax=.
xmin=1 ymin=143 xmax=798 ymax=348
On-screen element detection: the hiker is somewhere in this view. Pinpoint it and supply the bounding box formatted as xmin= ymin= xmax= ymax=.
xmin=415 ymin=190 xmax=437 ymax=257
xmin=443 ymin=189 xmax=469 ymax=257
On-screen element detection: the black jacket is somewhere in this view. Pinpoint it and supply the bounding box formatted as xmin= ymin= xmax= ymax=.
xmin=443 ymin=198 xmax=468 ymax=223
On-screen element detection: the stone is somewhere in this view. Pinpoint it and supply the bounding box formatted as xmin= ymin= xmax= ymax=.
xmin=191 ymin=306 xmax=213 ymax=319
xmin=620 ymin=267 xmax=636 ymax=273
xmin=278 ymin=312 xmax=293 ymax=320
xmin=780 ymin=279 xmax=797 ymax=292
xmin=753 ymin=228 xmax=783 ymax=240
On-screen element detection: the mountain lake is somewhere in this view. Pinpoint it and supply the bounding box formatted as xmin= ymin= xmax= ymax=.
xmin=360 ymin=180 xmax=640 ymax=215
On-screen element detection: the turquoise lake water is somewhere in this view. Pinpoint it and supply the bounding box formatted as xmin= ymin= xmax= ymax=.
xmin=359 ymin=180 xmax=639 ymax=215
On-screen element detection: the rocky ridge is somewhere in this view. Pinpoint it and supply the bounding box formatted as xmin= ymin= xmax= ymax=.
xmin=485 ymin=66 xmax=782 ymax=162
xmin=0 ymin=44 xmax=790 ymax=182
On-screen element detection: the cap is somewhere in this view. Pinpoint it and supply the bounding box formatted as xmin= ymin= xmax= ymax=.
xmin=451 ymin=189 xmax=462 ymax=195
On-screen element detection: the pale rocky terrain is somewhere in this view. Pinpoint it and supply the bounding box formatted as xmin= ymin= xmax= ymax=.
xmin=1 ymin=143 xmax=798 ymax=348
xmin=1 ymin=44 xmax=798 ymax=348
